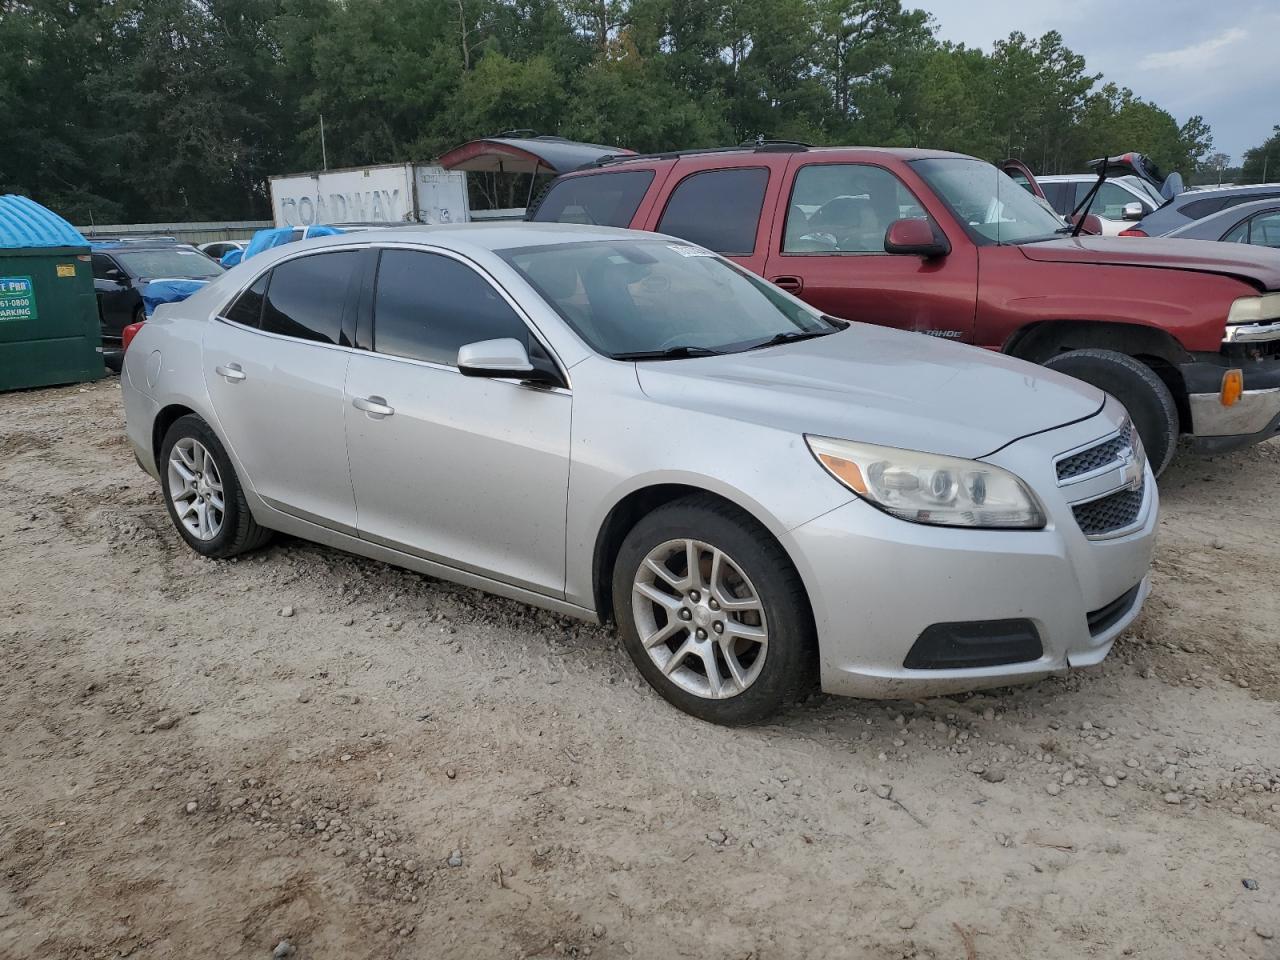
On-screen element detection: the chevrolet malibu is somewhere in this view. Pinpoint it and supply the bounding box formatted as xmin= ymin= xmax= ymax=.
xmin=121 ymin=224 xmax=1157 ymax=724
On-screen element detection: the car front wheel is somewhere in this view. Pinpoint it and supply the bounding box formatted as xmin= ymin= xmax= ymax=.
xmin=159 ymin=414 xmax=272 ymax=558
xmin=612 ymin=495 xmax=816 ymax=725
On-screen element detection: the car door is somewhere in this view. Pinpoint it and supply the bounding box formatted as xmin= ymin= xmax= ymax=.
xmin=762 ymin=160 xmax=979 ymax=340
xmin=645 ymin=163 xmax=782 ymax=276
xmin=344 ymin=246 xmax=571 ymax=596
xmin=91 ymin=253 xmax=137 ymax=342
xmin=202 ymin=249 xmax=361 ymax=531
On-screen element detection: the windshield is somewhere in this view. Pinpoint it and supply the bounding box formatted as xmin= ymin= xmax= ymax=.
xmin=116 ymin=248 xmax=223 ymax=280
xmin=912 ymin=158 xmax=1068 ymax=245
xmin=499 ymin=240 xmax=840 ymax=359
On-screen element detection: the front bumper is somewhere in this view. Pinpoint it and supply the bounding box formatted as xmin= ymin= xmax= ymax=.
xmin=1182 ymin=350 xmax=1280 ymax=453
xmin=784 ymin=398 xmax=1157 ymax=700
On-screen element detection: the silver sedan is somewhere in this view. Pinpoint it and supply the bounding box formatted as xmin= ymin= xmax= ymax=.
xmin=121 ymin=224 xmax=1157 ymax=724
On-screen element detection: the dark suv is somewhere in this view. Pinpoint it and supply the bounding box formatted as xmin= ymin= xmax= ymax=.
xmin=529 ymin=143 xmax=1280 ymax=473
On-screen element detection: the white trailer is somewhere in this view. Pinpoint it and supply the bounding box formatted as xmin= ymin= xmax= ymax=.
xmin=269 ymin=163 xmax=470 ymax=228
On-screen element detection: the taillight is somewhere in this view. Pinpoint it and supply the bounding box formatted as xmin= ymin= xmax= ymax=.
xmin=1119 ymin=228 xmax=1147 ymax=238
xmin=122 ymin=321 xmax=144 ymax=353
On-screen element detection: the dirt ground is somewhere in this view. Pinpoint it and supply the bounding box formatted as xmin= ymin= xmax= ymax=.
xmin=1 ymin=377 xmax=1277 ymax=960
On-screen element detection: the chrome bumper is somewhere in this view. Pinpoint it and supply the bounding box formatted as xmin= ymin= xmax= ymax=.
xmin=1189 ymin=387 xmax=1280 ymax=437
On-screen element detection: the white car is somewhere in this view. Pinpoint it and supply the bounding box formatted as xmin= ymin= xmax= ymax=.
xmin=120 ymin=223 xmax=1158 ymax=724
xmin=1034 ymin=175 xmax=1165 ymax=235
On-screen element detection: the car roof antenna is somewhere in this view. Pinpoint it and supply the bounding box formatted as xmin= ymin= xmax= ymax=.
xmin=1070 ymin=156 xmax=1107 ymax=238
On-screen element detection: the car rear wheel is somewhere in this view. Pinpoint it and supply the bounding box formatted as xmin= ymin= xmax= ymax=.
xmin=160 ymin=414 xmax=272 ymax=558
xmin=612 ymin=495 xmax=816 ymax=725
xmin=1043 ymin=349 xmax=1179 ymax=476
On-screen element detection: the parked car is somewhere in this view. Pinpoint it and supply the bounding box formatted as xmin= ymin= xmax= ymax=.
xmin=91 ymin=239 xmax=223 ymax=369
xmin=1031 ymin=174 xmax=1164 ymax=235
xmin=1121 ymin=183 xmax=1280 ymax=238
xmin=526 ymin=143 xmax=1280 ymax=474
xmin=199 ymin=240 xmax=245 ymax=261
xmin=1160 ymin=197 xmax=1280 ymax=249
xmin=119 ymin=224 xmax=1156 ymax=724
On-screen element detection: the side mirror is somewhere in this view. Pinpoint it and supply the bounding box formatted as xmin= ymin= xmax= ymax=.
xmin=105 ymin=268 xmax=128 ymax=284
xmin=1122 ymin=202 xmax=1144 ymax=222
xmin=884 ymin=219 xmax=950 ymax=258
xmin=457 ymin=338 xmax=562 ymax=386
xmin=1069 ymin=212 xmax=1105 ymax=236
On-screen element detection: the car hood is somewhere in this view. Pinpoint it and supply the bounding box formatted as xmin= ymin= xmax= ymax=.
xmin=1018 ymin=236 xmax=1280 ymax=291
xmin=635 ymin=325 xmax=1105 ymax=460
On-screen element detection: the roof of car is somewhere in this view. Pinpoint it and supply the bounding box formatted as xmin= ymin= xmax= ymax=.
xmin=1173 ymin=182 xmax=1280 ymax=201
xmin=570 ymin=144 xmax=975 ymax=172
xmin=247 ymin=222 xmax=666 ymax=259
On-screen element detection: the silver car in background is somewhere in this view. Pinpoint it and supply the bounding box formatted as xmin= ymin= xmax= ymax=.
xmin=121 ymin=224 xmax=1157 ymax=724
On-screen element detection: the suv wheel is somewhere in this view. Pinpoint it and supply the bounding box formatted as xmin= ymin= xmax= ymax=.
xmin=1043 ymin=349 xmax=1179 ymax=476
xmin=159 ymin=414 xmax=272 ymax=558
xmin=612 ymin=494 xmax=815 ymax=725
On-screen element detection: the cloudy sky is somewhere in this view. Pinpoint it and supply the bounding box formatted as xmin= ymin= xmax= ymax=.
xmin=915 ymin=0 xmax=1278 ymax=164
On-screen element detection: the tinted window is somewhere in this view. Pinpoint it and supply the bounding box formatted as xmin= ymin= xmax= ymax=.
xmin=657 ymin=168 xmax=769 ymax=255
xmin=224 ymin=273 xmax=268 ymax=327
xmin=1182 ymin=196 xmax=1232 ymax=220
xmin=373 ymin=250 xmax=529 ymax=366
xmin=785 ymin=164 xmax=930 ymax=253
xmin=531 ymin=171 xmax=655 ymax=227
xmin=1040 ymin=182 xmax=1074 ymax=215
xmin=91 ymin=254 xmax=119 ymax=280
xmin=260 ymin=251 xmax=358 ymax=345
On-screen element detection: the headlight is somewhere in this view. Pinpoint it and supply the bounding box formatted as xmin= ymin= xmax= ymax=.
xmin=805 ymin=436 xmax=1046 ymax=529
xmin=1226 ymin=293 xmax=1280 ymax=325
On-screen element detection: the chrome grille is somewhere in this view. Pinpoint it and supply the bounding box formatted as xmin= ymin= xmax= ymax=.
xmin=1056 ymin=433 xmax=1128 ymax=481
xmin=1072 ymin=481 xmax=1145 ymax=537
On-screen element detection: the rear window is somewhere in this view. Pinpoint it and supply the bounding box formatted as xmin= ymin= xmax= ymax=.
xmin=657 ymin=167 xmax=769 ymax=255
xmin=530 ymin=170 xmax=654 ymax=227
xmin=260 ymin=251 xmax=359 ymax=345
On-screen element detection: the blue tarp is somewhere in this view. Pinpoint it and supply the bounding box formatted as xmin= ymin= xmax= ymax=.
xmin=141 ymin=278 xmax=212 ymax=316
xmin=0 ymin=195 xmax=88 ymax=249
xmin=225 ymin=225 xmax=345 ymax=267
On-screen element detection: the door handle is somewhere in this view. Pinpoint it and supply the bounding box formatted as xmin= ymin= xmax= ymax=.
xmin=215 ymin=363 xmax=246 ymax=383
xmin=353 ymin=395 xmax=395 ymax=418
xmin=771 ymin=275 xmax=804 ymax=293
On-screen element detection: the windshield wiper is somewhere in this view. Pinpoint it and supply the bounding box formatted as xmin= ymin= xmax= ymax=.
xmin=738 ymin=329 xmax=837 ymax=352
xmin=611 ymin=345 xmax=721 ymax=361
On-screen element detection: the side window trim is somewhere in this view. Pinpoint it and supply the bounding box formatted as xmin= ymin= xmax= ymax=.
xmin=655 ymin=165 xmax=770 ymax=256
xmin=366 ymin=243 xmax=569 ymax=387
xmin=779 ymin=161 xmax=935 ymax=257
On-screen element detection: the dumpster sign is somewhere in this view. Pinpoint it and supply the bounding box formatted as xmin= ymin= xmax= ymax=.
xmin=0 ymin=277 xmax=37 ymax=322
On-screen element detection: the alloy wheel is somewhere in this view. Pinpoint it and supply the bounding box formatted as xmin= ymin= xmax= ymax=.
xmin=167 ymin=437 xmax=225 ymax=541
xmin=631 ymin=538 xmax=769 ymax=699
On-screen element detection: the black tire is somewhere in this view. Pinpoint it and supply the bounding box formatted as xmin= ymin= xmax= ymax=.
xmin=1043 ymin=348 xmax=1179 ymax=476
xmin=159 ymin=414 xmax=272 ymax=559
xmin=611 ymin=494 xmax=816 ymax=725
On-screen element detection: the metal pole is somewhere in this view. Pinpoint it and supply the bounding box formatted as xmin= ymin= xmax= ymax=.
xmin=320 ymin=114 xmax=328 ymax=171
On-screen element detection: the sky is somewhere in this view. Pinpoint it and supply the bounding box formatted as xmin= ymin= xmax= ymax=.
xmin=914 ymin=0 xmax=1279 ymax=165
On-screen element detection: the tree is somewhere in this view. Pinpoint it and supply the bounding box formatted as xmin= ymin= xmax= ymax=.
xmin=1240 ymin=126 xmax=1280 ymax=184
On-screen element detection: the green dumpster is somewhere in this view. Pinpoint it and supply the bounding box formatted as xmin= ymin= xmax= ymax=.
xmin=0 ymin=194 xmax=104 ymax=391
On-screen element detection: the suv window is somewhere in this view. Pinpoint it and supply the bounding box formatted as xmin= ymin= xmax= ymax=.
xmin=260 ymin=251 xmax=358 ymax=345
xmin=373 ymin=250 xmax=530 ymax=366
xmin=1091 ymin=182 xmax=1143 ymax=220
xmin=224 ymin=273 xmax=268 ymax=328
xmin=1041 ymin=182 xmax=1074 ymax=215
xmin=530 ymin=170 xmax=655 ymax=227
xmin=785 ymin=164 xmax=929 ymax=253
xmin=656 ymin=167 xmax=769 ymax=255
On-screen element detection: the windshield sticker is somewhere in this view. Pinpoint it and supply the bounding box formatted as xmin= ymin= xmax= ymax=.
xmin=667 ymin=244 xmax=714 ymax=258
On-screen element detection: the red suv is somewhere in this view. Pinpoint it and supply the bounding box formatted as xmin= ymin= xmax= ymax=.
xmin=528 ymin=143 xmax=1280 ymax=473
